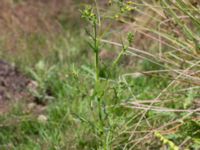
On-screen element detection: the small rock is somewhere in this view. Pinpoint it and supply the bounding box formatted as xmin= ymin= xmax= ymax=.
xmin=27 ymin=80 xmax=38 ymax=92
xmin=37 ymin=114 xmax=48 ymax=123
xmin=27 ymin=102 xmax=36 ymax=110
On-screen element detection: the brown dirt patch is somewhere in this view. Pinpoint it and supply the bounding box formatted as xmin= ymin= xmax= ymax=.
xmin=0 ymin=60 xmax=34 ymax=114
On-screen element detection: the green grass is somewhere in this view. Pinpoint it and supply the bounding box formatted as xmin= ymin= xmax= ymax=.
xmin=0 ymin=0 xmax=200 ymax=149
xmin=0 ymin=52 xmax=178 ymax=150
xmin=0 ymin=32 xmax=171 ymax=149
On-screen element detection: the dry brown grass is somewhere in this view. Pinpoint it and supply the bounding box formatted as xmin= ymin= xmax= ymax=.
xmin=0 ymin=0 xmax=77 ymax=34
xmin=0 ymin=0 xmax=81 ymax=64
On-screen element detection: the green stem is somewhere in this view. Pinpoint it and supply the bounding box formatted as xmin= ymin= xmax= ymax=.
xmin=95 ymin=50 xmax=99 ymax=82
xmin=112 ymin=46 xmax=127 ymax=68
xmin=94 ymin=22 xmax=99 ymax=83
xmin=112 ymin=50 xmax=124 ymax=68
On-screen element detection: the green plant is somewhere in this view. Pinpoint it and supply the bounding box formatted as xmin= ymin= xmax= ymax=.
xmin=1 ymin=0 xmax=200 ymax=149
xmin=81 ymin=4 xmax=111 ymax=148
xmin=27 ymin=60 xmax=55 ymax=104
xmin=81 ymin=5 xmax=100 ymax=82
xmin=88 ymin=0 xmax=200 ymax=148
xmin=80 ymin=4 xmax=136 ymax=149
xmin=155 ymin=132 xmax=179 ymax=150
xmin=112 ymin=32 xmax=134 ymax=68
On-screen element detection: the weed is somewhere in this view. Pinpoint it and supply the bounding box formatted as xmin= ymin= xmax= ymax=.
xmin=0 ymin=0 xmax=200 ymax=149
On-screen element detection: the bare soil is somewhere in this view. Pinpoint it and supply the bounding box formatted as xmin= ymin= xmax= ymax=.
xmin=0 ymin=60 xmax=32 ymax=114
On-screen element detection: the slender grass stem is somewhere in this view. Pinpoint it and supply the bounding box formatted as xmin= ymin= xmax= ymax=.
xmin=93 ymin=23 xmax=100 ymax=83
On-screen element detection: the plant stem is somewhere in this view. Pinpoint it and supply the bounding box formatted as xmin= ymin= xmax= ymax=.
xmin=94 ymin=22 xmax=99 ymax=83
xmin=112 ymin=50 xmax=124 ymax=68
xmin=112 ymin=45 xmax=127 ymax=68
